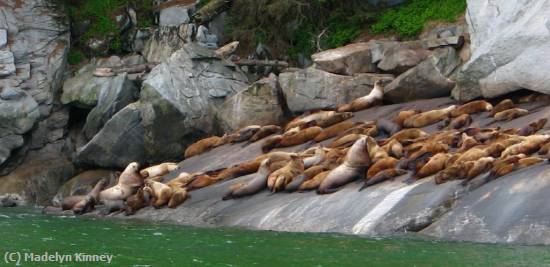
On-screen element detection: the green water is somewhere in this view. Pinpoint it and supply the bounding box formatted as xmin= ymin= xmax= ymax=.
xmin=1 ymin=208 xmax=549 ymax=266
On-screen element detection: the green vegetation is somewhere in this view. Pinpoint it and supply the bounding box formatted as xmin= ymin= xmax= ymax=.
xmin=372 ymin=0 xmax=466 ymax=37
xmin=67 ymin=50 xmax=86 ymax=65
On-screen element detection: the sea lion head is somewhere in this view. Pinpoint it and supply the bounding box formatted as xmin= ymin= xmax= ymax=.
xmin=127 ymin=162 xmax=140 ymax=173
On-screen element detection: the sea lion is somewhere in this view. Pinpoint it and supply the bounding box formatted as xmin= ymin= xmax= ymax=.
xmin=366 ymin=157 xmax=398 ymax=179
xmin=184 ymin=136 xmax=221 ymax=158
xmin=222 ymin=159 xmax=272 ymax=200
xmin=72 ymin=179 xmax=107 ymax=215
xmin=314 ymin=121 xmax=356 ymax=142
xmin=518 ymin=118 xmax=547 ymax=136
xmin=140 ymin=163 xmax=178 ymax=178
xmin=124 ymin=188 xmax=151 ymax=216
xmin=489 ymin=154 xmax=528 ymax=179
xmin=93 ymin=67 xmax=115 ymax=77
xmin=359 ymin=168 xmax=407 ymax=190
xmin=450 ymin=100 xmax=492 ymax=117
xmin=377 ymin=118 xmax=401 ymax=136
xmin=316 ymin=112 xmax=354 ymax=128
xmin=490 ymin=99 xmax=514 ymax=117
xmin=328 ymin=133 xmax=361 ymax=148
xmin=143 ymin=180 xmax=173 ymax=208
xmin=458 ymin=133 xmax=479 ymax=152
xmin=337 ymin=80 xmax=384 ymax=112
xmin=435 ymin=162 xmax=469 ymax=184
xmin=403 ymin=105 xmax=456 ymax=128
xmin=268 ymin=155 xmax=304 ymax=192
xmin=318 ymin=136 xmax=371 ymax=194
xmin=386 ymin=129 xmax=428 ymax=144
xmin=100 ymin=162 xmax=143 ymax=202
xmin=394 ymin=109 xmax=422 ymax=127
xmin=261 ymin=134 xmax=283 ymax=152
xmin=230 ymin=125 xmax=262 ymax=143
xmin=517 ymin=94 xmax=550 ymax=103
xmin=215 ymin=41 xmax=239 ymax=58
xmin=249 ymin=125 xmax=282 ymax=142
xmin=167 ymin=187 xmax=188 ymax=208
xmin=284 ymin=111 xmax=336 ymax=131
xmin=382 ymin=139 xmax=404 ymax=159
xmin=455 ymin=143 xmax=505 ymax=164
xmin=501 ymin=135 xmax=550 ymax=158
xmin=414 ymin=153 xmax=451 ymax=179
xmin=166 ymin=172 xmax=194 ymax=188
xmin=302 ymin=147 xmax=327 ymax=168
xmin=407 ymin=142 xmax=450 ymax=161
xmin=187 ymin=173 xmax=219 ymax=190
xmin=440 ymin=114 xmax=472 ymax=130
xmin=299 ymin=171 xmax=330 ymax=191
xmin=493 ymin=108 xmax=529 ymax=121
xmin=366 ymin=136 xmax=389 ymax=163
xmin=341 ymin=124 xmax=379 ymax=137
xmin=279 ymin=126 xmax=322 ymax=147
xmin=463 ymin=157 xmax=495 ymax=182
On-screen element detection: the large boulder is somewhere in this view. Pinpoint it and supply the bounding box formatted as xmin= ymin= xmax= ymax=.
xmin=142 ymin=25 xmax=190 ymax=63
xmin=52 ymin=170 xmax=119 ymax=206
xmin=311 ymin=42 xmax=377 ymax=75
xmin=76 ymin=44 xmax=249 ymax=168
xmin=377 ymin=43 xmax=430 ymax=75
xmin=384 ymin=47 xmax=461 ymax=103
xmin=217 ymin=74 xmax=287 ymax=132
xmin=158 ymin=1 xmax=195 ymax=27
xmin=452 ymin=0 xmax=550 ymax=101
xmin=279 ymin=68 xmax=394 ymax=113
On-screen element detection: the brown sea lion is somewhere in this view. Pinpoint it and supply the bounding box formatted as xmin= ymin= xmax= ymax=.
xmin=359 ymin=168 xmax=407 ymax=190
xmin=519 ymin=118 xmax=547 ymax=136
xmin=100 ymin=162 xmax=143 ymax=202
xmin=167 ymin=187 xmax=188 ymax=208
xmin=284 ymin=111 xmax=335 ymax=131
xmin=314 ymin=121 xmax=356 ymax=142
xmin=166 ymin=172 xmax=193 ymax=188
xmin=435 ymin=162 xmax=469 ymax=184
xmin=316 ymin=112 xmax=354 ymax=128
xmin=450 ymin=100 xmax=492 ymax=117
xmin=501 ymin=135 xmax=550 ymax=158
xmin=441 ymin=114 xmax=472 ymax=130
xmin=299 ymin=171 xmax=330 ymax=191
xmin=72 ymin=179 xmax=107 ymax=215
xmin=377 ymin=118 xmax=402 ymax=136
xmin=249 ymin=125 xmax=282 ymax=142
xmin=328 ymin=133 xmax=361 ymax=148
xmin=490 ymin=99 xmax=514 ymax=117
xmin=337 ymin=80 xmax=384 ymax=112
xmin=124 ymin=188 xmax=151 ymax=216
xmin=455 ymin=143 xmax=505 ymax=164
xmin=489 ymin=154 xmax=528 ymax=179
xmin=140 ymin=163 xmax=178 ymax=178
xmin=403 ymin=105 xmax=456 ymax=128
xmin=366 ymin=136 xmax=389 ymax=163
xmin=407 ymin=142 xmax=450 ymax=161
xmin=222 ymin=159 xmax=273 ymax=200
xmin=143 ymin=180 xmax=172 ymax=208
xmin=382 ymin=139 xmax=404 ymax=159
xmin=61 ymin=196 xmax=86 ymax=211
xmin=184 ymin=136 xmax=221 ymax=158
xmin=230 ymin=125 xmax=262 ymax=143
xmin=366 ymin=157 xmax=398 ymax=179
xmin=187 ymin=173 xmax=219 ymax=190
xmin=302 ymin=147 xmax=327 ymax=168
xmin=341 ymin=124 xmax=379 ymax=137
xmin=386 ymin=129 xmax=428 ymax=144
xmin=463 ymin=157 xmax=495 ymax=182
xmin=414 ymin=153 xmax=451 ymax=179
xmin=279 ymin=126 xmax=323 ymax=147
xmin=318 ymin=136 xmax=371 ymax=194
xmin=261 ymin=134 xmax=283 ymax=152
xmin=517 ymin=94 xmax=550 ymax=103
xmin=493 ymin=108 xmax=529 ymax=121
xmin=268 ymin=155 xmax=305 ymax=192
xmin=394 ymin=109 xmax=422 ymax=127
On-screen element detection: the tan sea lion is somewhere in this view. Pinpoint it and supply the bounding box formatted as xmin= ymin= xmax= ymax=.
xmin=382 ymin=139 xmax=404 ymax=159
xmin=140 ymin=163 xmax=178 ymax=178
xmin=230 ymin=125 xmax=262 ymax=143
xmin=223 ymin=159 xmax=272 ymax=200
xmin=337 ymin=80 xmax=384 ymax=112
xmin=517 ymin=94 xmax=550 ymax=103
xmin=314 ymin=121 xmax=356 ymax=142
xmin=403 ymin=105 xmax=456 ymax=128
xmin=518 ymin=118 xmax=547 ymax=136
xmin=414 ymin=153 xmax=451 ymax=179
xmin=490 ymin=99 xmax=514 ymax=117
xmin=493 ymin=108 xmax=529 ymax=121
xmin=359 ymin=168 xmax=407 ymax=190
xmin=302 ymin=147 xmax=327 ymax=168
xmin=298 ymin=171 xmax=330 ymax=191
xmin=316 ymin=112 xmax=354 ymax=128
xmin=184 ymin=136 xmax=221 ymax=158
xmin=215 ymin=41 xmax=239 ymax=58
xmin=328 ymin=133 xmax=361 ymax=148
xmin=100 ymin=162 xmax=143 ymax=202
xmin=386 ymin=129 xmax=428 ymax=144
xmin=450 ymin=100 xmax=492 ymax=117
xmin=93 ymin=67 xmax=115 ymax=77
xmin=318 ymin=136 xmax=371 ymax=194
xmin=377 ymin=118 xmax=401 ymax=136
xmin=284 ymin=111 xmax=336 ymax=131
xmin=455 ymin=143 xmax=505 ymax=164
xmin=501 ymin=135 xmax=550 ymax=158
xmin=124 ymin=188 xmax=151 ymax=216
xmin=72 ymin=179 xmax=107 ymax=215
xmin=440 ymin=114 xmax=472 ymax=130
xmin=249 ymin=125 xmax=282 ymax=142
xmin=394 ymin=109 xmax=422 ymax=127
xmin=279 ymin=126 xmax=322 ymax=147
xmin=435 ymin=162 xmax=469 ymax=184
xmin=366 ymin=157 xmax=398 ymax=179
xmin=166 ymin=172 xmax=194 ymax=188
xmin=366 ymin=136 xmax=389 ymax=163
xmin=261 ymin=134 xmax=283 ymax=152
xmin=458 ymin=133 xmax=479 ymax=152
xmin=143 ymin=180 xmax=172 ymax=208
xmin=167 ymin=187 xmax=188 ymax=208
xmin=489 ymin=154 xmax=527 ymax=179
xmin=187 ymin=173 xmax=219 ymax=190
xmin=407 ymin=142 xmax=450 ymax=161
xmin=464 ymin=157 xmax=495 ymax=181
xmin=268 ymin=155 xmax=304 ymax=192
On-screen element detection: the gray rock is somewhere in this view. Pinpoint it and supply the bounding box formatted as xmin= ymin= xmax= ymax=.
xmin=142 ymin=25 xmax=187 ymax=63
xmin=0 ymin=50 xmax=15 ymax=77
xmin=132 ymin=28 xmax=153 ymax=54
xmin=452 ymin=0 xmax=550 ymax=100
xmin=422 ymin=36 xmax=465 ymax=50
xmin=196 ymin=25 xmax=218 ymax=49
xmin=377 ymin=44 xmax=430 ymax=74
xmin=279 ymin=67 xmax=394 ymax=113
xmin=0 ymin=28 xmax=7 ymax=48
xmin=83 ymin=72 xmax=138 ymax=140
xmin=52 ymin=170 xmax=119 ymax=206
xmin=0 ymin=89 xmax=40 ymax=135
xmin=217 ymin=74 xmax=286 ymax=132
xmin=311 ymin=42 xmax=377 ymax=75
xmin=0 ymin=135 xmax=23 ymax=165
xmin=159 ymin=3 xmax=193 ymax=26
xmin=384 ymin=47 xmax=461 ymax=103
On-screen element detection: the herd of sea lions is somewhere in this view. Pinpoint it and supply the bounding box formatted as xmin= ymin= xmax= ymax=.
xmin=50 ymin=81 xmax=550 ymax=216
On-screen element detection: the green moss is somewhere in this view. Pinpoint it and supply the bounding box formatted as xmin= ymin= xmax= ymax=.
xmin=67 ymin=50 xmax=86 ymax=65
xmin=371 ymin=0 xmax=467 ymax=37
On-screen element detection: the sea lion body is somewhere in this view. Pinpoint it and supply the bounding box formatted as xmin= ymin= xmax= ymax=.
xmin=279 ymin=126 xmax=322 ymax=147
xmin=316 ymin=112 xmax=353 ymax=128
xmin=267 ymin=156 xmax=304 ymax=192
xmin=261 ymin=134 xmax=283 ymax=152
xmin=490 ymin=99 xmax=514 ymax=117
xmin=284 ymin=111 xmax=334 ymax=131
xmin=184 ymin=136 xmax=221 ymax=158
xmin=143 ymin=180 xmax=173 ymax=208
xmin=337 ymin=81 xmax=384 ymax=112
xmin=328 ymin=133 xmax=361 ymax=148
xmin=501 ymin=135 xmax=549 ymax=158
xmin=360 ymin=168 xmax=407 ymax=190
xmin=100 ymin=162 xmax=143 ymax=202
xmin=403 ymin=105 xmax=456 ymax=128
xmin=415 ymin=153 xmax=450 ymax=179
xmin=72 ymin=179 xmax=107 ymax=215
xmin=223 ymin=159 xmax=272 ymax=200
xmin=366 ymin=157 xmax=398 ymax=179
xmin=140 ymin=162 xmax=178 ymax=178
xmin=442 ymin=114 xmax=472 ymax=130
xmin=450 ymin=100 xmax=492 ymax=117
xmin=314 ymin=121 xmax=356 ymax=142
xmin=231 ymin=125 xmax=262 ymax=143
xmin=394 ymin=109 xmax=421 ymax=127
xmin=519 ymin=118 xmax=547 ymax=136
xmin=168 ymin=187 xmax=188 ymax=208
xmin=124 ymin=188 xmax=151 ymax=216
xmin=377 ymin=118 xmax=401 ymax=136
xmin=299 ymin=171 xmax=330 ymax=191
xmin=493 ymin=108 xmax=529 ymax=121
xmin=249 ymin=125 xmax=282 ymax=142
xmin=366 ymin=136 xmax=389 ymax=163
xmin=382 ymin=139 xmax=404 ymax=158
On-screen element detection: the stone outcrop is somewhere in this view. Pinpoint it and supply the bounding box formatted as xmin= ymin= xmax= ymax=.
xmin=142 ymin=25 xmax=190 ymax=63
xmin=217 ymin=74 xmax=287 ymax=132
xmin=52 ymin=170 xmax=119 ymax=206
xmin=452 ymin=0 xmax=550 ymax=100
xmin=279 ymin=68 xmax=393 ymax=113
xmin=311 ymin=43 xmax=377 ymax=75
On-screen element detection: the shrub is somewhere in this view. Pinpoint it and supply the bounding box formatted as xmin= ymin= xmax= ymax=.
xmin=67 ymin=50 xmax=86 ymax=65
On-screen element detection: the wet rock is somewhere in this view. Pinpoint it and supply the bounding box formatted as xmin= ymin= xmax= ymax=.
xmin=142 ymin=25 xmax=187 ymax=63
xmin=0 ymin=50 xmax=16 ymax=77
xmin=0 ymin=193 xmax=23 ymax=207
xmin=52 ymin=170 xmax=119 ymax=206
xmin=279 ymin=67 xmax=393 ymax=113
xmin=159 ymin=2 xmax=194 ymax=26
xmin=384 ymin=47 xmax=461 ymax=103
xmin=0 ymin=29 xmax=6 ymax=48
xmin=196 ymin=25 xmax=218 ymax=49
xmin=452 ymin=0 xmax=550 ymax=100
xmin=311 ymin=42 xmax=377 ymax=75
xmin=217 ymin=74 xmax=286 ymax=132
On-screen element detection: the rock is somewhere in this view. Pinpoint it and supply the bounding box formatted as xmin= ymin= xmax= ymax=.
xmin=52 ymin=170 xmax=119 ymax=206
xmin=159 ymin=2 xmax=194 ymax=26
xmin=208 ymin=11 xmax=228 ymax=43
xmin=0 ymin=50 xmax=16 ymax=77
xmin=452 ymin=0 xmax=550 ymax=100
xmin=311 ymin=42 xmax=377 ymax=75
xmin=132 ymin=28 xmax=153 ymax=54
xmin=0 ymin=29 xmax=7 ymax=48
xmin=83 ymin=72 xmax=138 ymax=140
xmin=377 ymin=44 xmax=430 ymax=75
xmin=422 ymin=36 xmax=465 ymax=50
xmin=279 ymin=67 xmax=394 ymax=113
xmin=217 ymin=74 xmax=286 ymax=132
xmin=28 ymin=108 xmax=69 ymax=149
xmin=196 ymin=25 xmax=218 ymax=49
xmin=76 ymin=103 xmax=145 ymax=168
xmin=384 ymin=47 xmax=461 ymax=103
xmin=85 ymin=37 xmax=111 ymax=56
xmin=0 ymin=143 xmax=75 ymax=205
xmin=77 ymin=43 xmax=248 ymax=168
xmin=0 ymin=193 xmax=23 ymax=207
xmin=0 ymin=135 xmax=23 ymax=166
xmin=60 ymin=57 xmax=126 ymax=109
xmin=0 ymin=88 xmax=40 ymax=135
xmin=142 ymin=25 xmax=187 ymax=63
